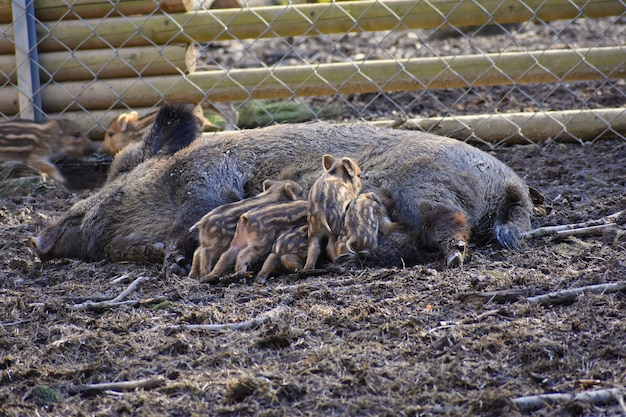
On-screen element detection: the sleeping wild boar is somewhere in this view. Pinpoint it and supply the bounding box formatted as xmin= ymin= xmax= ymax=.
xmin=0 ymin=118 xmax=98 ymax=184
xmin=189 ymin=179 xmax=303 ymax=278
xmin=32 ymin=104 xmax=536 ymax=275
xmin=304 ymin=154 xmax=362 ymax=270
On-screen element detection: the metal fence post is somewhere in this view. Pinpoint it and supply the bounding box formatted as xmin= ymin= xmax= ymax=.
xmin=11 ymin=0 xmax=43 ymax=121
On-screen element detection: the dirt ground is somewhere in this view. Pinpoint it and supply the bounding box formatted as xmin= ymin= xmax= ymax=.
xmin=1 ymin=14 xmax=626 ymax=417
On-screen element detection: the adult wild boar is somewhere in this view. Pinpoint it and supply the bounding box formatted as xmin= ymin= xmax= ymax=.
xmin=32 ymin=104 xmax=535 ymax=274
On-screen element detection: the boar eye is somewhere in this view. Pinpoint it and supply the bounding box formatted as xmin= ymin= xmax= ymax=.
xmin=72 ymin=132 xmax=83 ymax=140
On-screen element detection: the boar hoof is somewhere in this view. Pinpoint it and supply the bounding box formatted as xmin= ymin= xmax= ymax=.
xmin=356 ymin=250 xmax=371 ymax=260
xmin=254 ymin=275 xmax=268 ymax=285
xmin=333 ymin=252 xmax=355 ymax=263
xmin=446 ymin=240 xmax=467 ymax=268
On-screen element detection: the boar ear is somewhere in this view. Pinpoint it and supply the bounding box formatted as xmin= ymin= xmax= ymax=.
xmin=118 ymin=112 xmax=138 ymax=132
xmin=262 ymin=179 xmax=275 ymax=191
xmin=322 ymin=154 xmax=336 ymax=171
xmin=284 ymin=183 xmax=300 ymax=201
xmin=341 ymin=157 xmax=360 ymax=178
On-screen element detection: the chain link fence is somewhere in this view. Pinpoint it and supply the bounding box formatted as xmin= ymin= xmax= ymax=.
xmin=2 ymin=0 xmax=625 ymax=146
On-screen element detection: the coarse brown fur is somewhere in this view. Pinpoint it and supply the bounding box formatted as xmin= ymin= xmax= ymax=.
xmin=206 ymin=200 xmax=308 ymax=280
xmin=189 ymin=179 xmax=303 ymax=278
xmin=331 ymin=191 xmax=397 ymax=260
xmin=304 ymin=154 xmax=362 ymax=270
xmin=256 ymin=224 xmax=309 ymax=282
xmin=32 ymin=104 xmax=536 ymax=274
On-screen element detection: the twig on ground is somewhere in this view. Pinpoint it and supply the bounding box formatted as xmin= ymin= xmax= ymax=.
xmin=162 ymin=296 xmax=294 ymax=332
xmin=427 ymin=308 xmax=507 ymax=333
xmin=69 ymin=276 xmax=155 ymax=310
xmin=459 ymin=281 xmax=626 ymax=306
xmin=554 ymin=223 xmax=617 ymax=239
xmin=68 ymin=377 xmax=166 ymax=395
xmin=513 ymin=388 xmax=624 ymax=412
xmin=523 ymin=210 xmax=623 ymax=239
xmin=457 ymin=288 xmax=543 ymax=304
xmin=527 ymin=281 xmax=626 ymax=305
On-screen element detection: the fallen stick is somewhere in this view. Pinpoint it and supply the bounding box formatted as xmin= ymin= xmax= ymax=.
xmin=69 ymin=276 xmax=151 ymax=310
xmin=523 ymin=211 xmax=623 ymax=239
xmin=69 ymin=376 xmax=166 ymax=395
xmin=554 ymin=223 xmax=617 ymax=239
xmin=459 ymin=281 xmax=626 ymax=306
xmin=163 ymin=297 xmax=293 ymax=332
xmin=527 ymin=281 xmax=626 ymax=305
xmin=70 ymin=297 xmax=168 ymax=311
xmin=457 ymin=288 xmax=543 ymax=304
xmin=513 ymin=388 xmax=624 ymax=412
xmin=427 ymin=308 xmax=506 ymax=333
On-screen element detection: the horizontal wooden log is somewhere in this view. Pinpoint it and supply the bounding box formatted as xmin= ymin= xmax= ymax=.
xmin=372 ymin=108 xmax=626 ymax=144
xmin=0 ymin=46 xmax=623 ymax=114
xmin=0 ymin=0 xmax=622 ymax=53
xmin=0 ymin=44 xmax=195 ymax=83
xmin=0 ymin=0 xmax=191 ymax=24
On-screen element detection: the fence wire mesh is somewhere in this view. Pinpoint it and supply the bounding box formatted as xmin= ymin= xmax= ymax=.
xmin=2 ymin=0 xmax=625 ymax=147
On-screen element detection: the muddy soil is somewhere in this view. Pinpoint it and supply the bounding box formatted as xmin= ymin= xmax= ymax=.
xmin=1 ymin=13 xmax=625 ymax=417
xmin=1 ymin=135 xmax=625 ymax=417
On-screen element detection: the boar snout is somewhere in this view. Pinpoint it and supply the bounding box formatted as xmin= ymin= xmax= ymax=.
xmin=30 ymin=235 xmax=55 ymax=262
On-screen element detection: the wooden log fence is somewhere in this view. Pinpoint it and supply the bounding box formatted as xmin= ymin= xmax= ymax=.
xmin=1 ymin=0 xmax=624 ymax=141
xmin=0 ymin=44 xmax=196 ymax=83
xmin=0 ymin=0 xmax=623 ymax=54
xmin=1 ymin=46 xmax=623 ymax=115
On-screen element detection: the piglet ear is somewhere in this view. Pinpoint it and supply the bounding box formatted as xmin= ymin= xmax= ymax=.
xmin=341 ymin=157 xmax=360 ymax=178
xmin=262 ymin=179 xmax=275 ymax=191
xmin=322 ymin=154 xmax=336 ymax=171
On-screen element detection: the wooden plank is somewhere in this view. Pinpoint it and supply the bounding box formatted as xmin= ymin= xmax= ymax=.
xmin=0 ymin=44 xmax=196 ymax=83
xmin=372 ymin=108 xmax=626 ymax=144
xmin=0 ymin=0 xmax=191 ymax=24
xmin=0 ymin=46 xmax=622 ymax=114
xmin=0 ymin=0 xmax=622 ymax=53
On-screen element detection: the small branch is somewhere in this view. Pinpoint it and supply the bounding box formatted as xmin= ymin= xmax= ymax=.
xmin=110 ymin=276 xmax=150 ymax=303
xmin=70 ymin=297 xmax=167 ymax=311
xmin=513 ymin=388 xmax=624 ymax=412
xmin=527 ymin=281 xmax=626 ymax=305
xmin=427 ymin=308 xmax=506 ymax=334
xmin=162 ymin=296 xmax=293 ymax=332
xmin=69 ymin=377 xmax=166 ymax=395
xmin=554 ymin=223 xmax=616 ymax=239
xmin=69 ymin=276 xmax=152 ymax=310
xmin=457 ymin=288 xmax=543 ymax=304
xmin=459 ymin=281 xmax=626 ymax=306
xmin=523 ymin=211 xmax=623 ymax=239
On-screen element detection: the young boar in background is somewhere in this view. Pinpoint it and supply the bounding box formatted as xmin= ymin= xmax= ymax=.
xmin=100 ymin=104 xmax=217 ymax=155
xmin=256 ymin=224 xmax=309 ymax=283
xmin=331 ymin=191 xmax=398 ymax=261
xmin=32 ymin=104 xmax=536 ymax=275
xmin=189 ymin=179 xmax=303 ymax=278
xmin=0 ymin=118 xmax=98 ymax=184
xmin=304 ymin=154 xmax=362 ymax=270
xmin=206 ymin=200 xmax=308 ymax=281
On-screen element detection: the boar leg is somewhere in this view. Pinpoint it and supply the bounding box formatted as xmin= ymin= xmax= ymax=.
xmin=234 ymin=244 xmax=266 ymax=274
xmin=280 ymin=253 xmax=305 ymax=273
xmin=494 ymin=183 xmax=533 ymax=249
xmin=106 ymin=236 xmax=165 ymax=264
xmin=207 ymin=246 xmax=239 ymax=280
xmin=256 ymin=253 xmax=281 ymax=283
xmin=303 ymin=236 xmax=323 ymax=270
xmin=190 ymin=247 xmax=211 ymax=278
xmin=418 ymin=203 xmax=470 ymax=268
